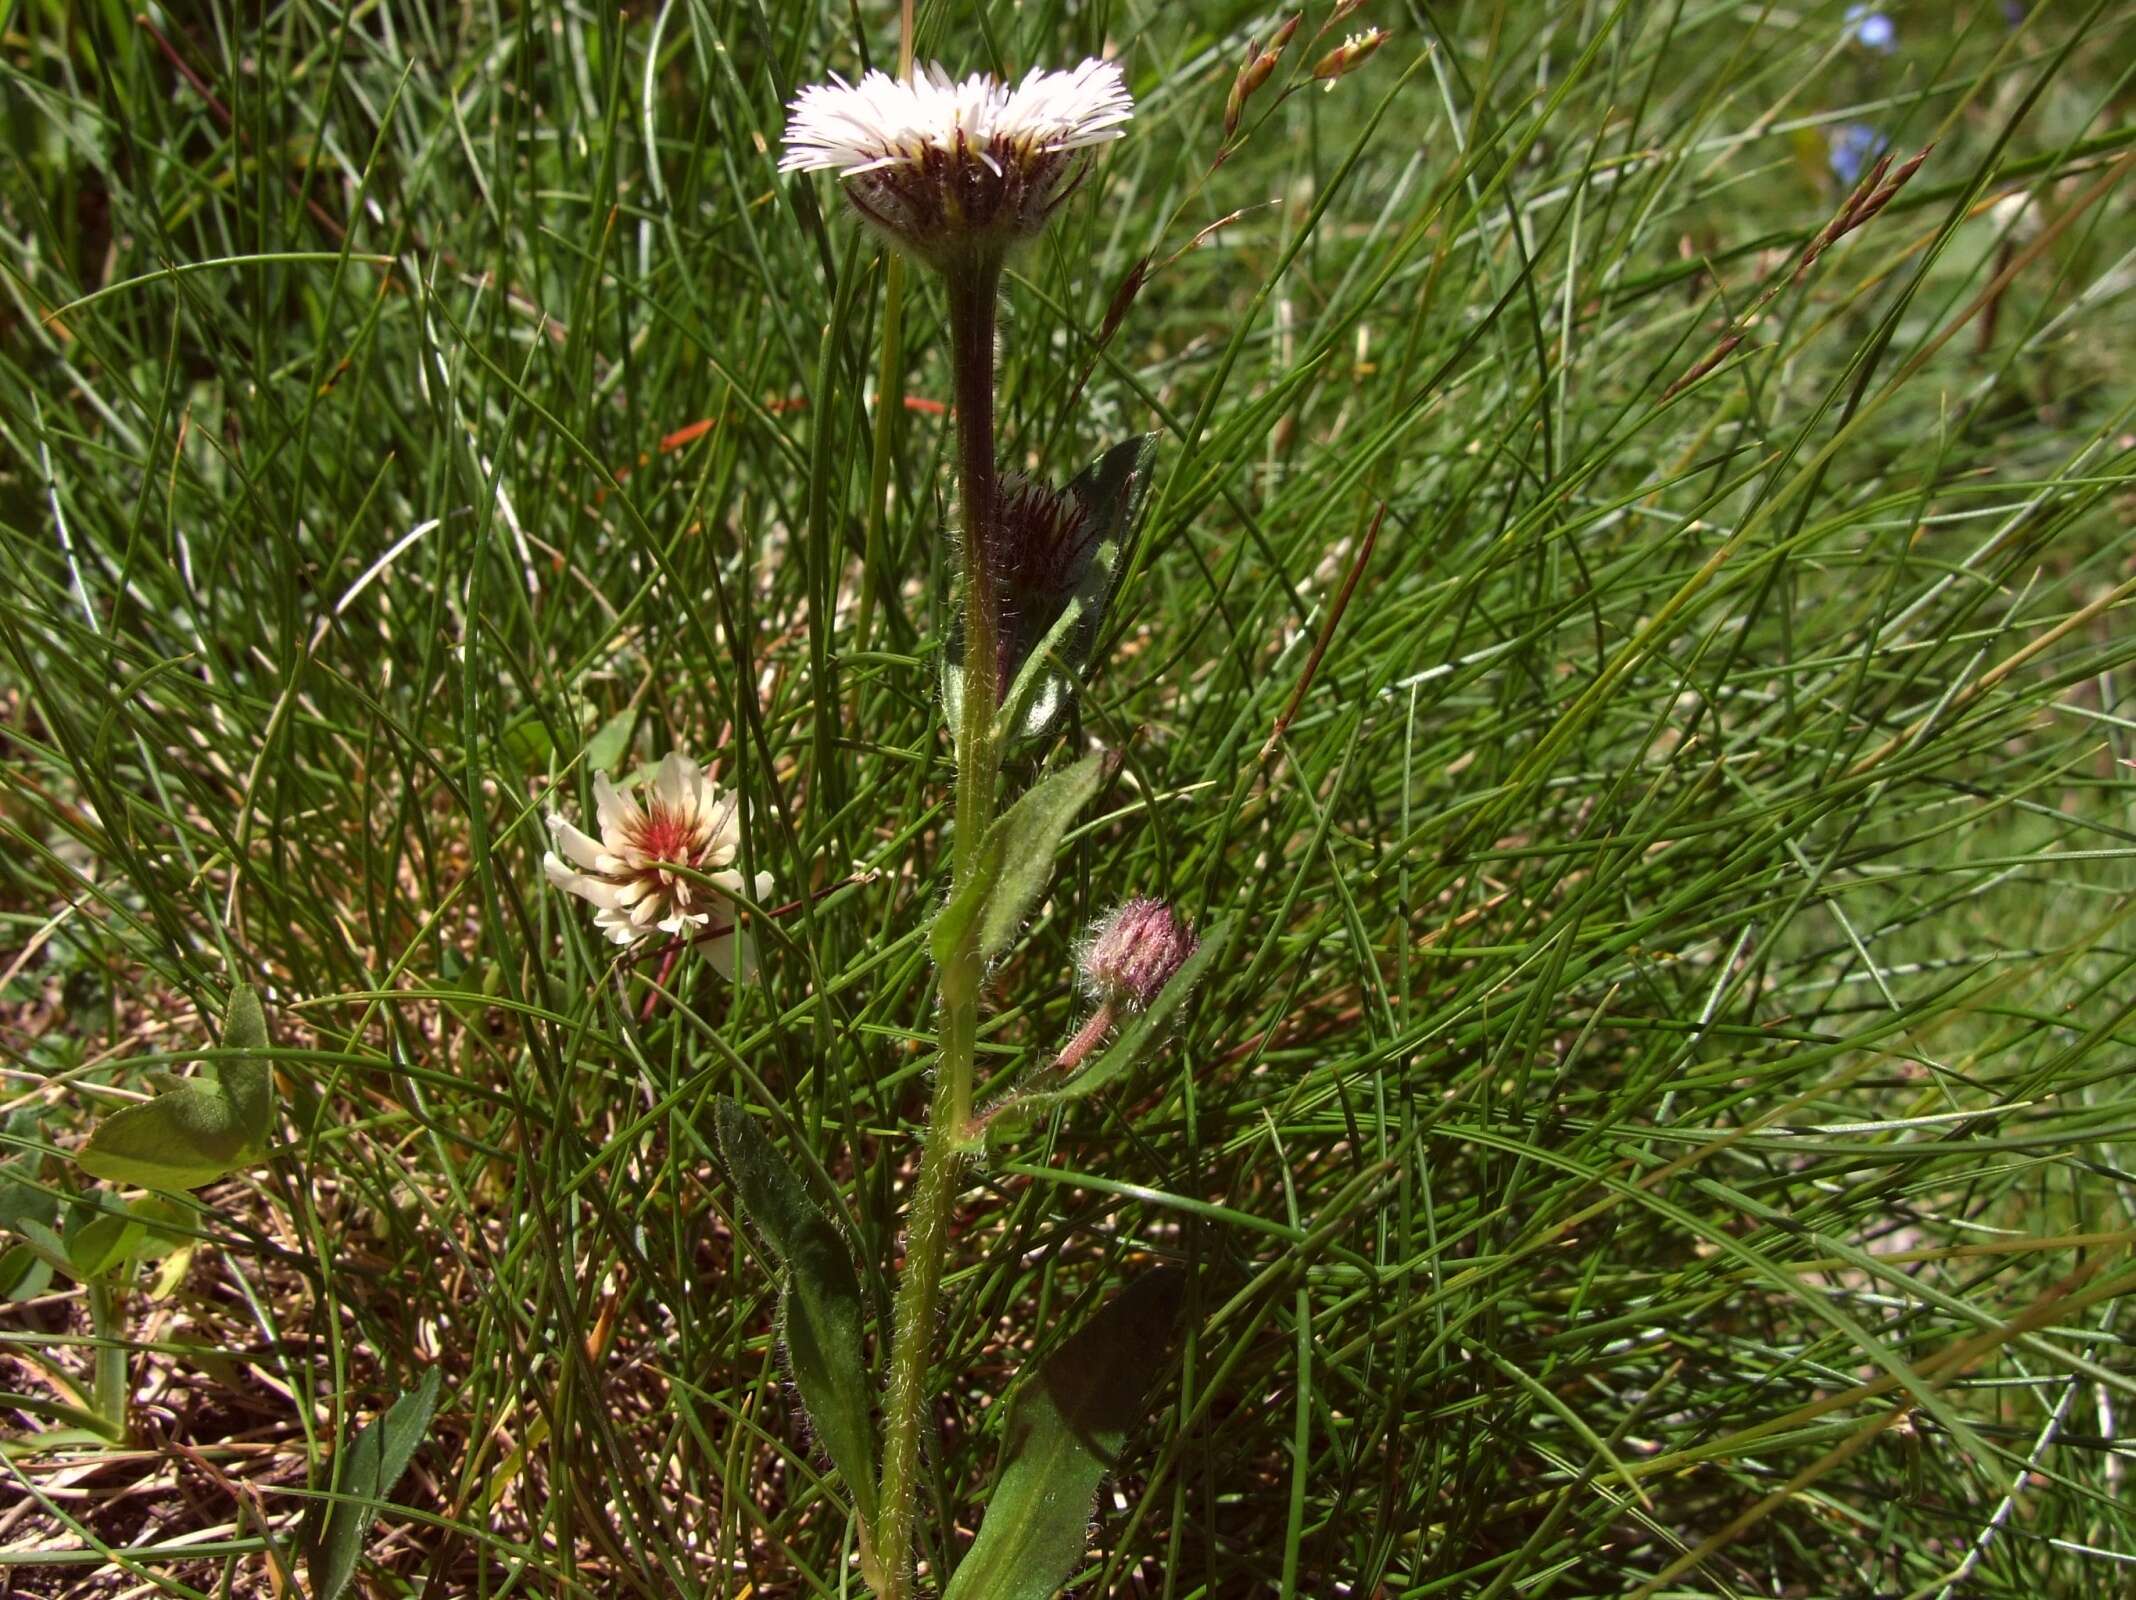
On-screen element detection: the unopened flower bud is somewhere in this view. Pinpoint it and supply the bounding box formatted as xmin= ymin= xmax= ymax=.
xmin=1313 ymin=27 xmax=1389 ymax=85
xmin=1081 ymin=898 xmax=1197 ymax=1010
xmin=989 ymin=473 xmax=1097 ymax=692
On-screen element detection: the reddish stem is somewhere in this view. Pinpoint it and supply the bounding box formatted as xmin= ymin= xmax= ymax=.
xmin=1054 ymin=1001 xmax=1118 ymax=1074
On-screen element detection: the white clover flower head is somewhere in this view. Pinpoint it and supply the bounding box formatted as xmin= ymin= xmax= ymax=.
xmin=543 ymin=751 xmax=772 ymax=975
xmin=779 ymin=59 xmax=1133 ymax=267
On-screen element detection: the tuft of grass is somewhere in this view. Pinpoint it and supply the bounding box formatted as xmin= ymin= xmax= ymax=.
xmin=2 ymin=1 xmax=2134 ymax=1595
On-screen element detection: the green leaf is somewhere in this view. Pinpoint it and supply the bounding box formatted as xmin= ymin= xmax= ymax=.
xmin=713 ymin=1098 xmax=877 ymax=1522
xmin=996 ymin=596 xmax=1084 ymax=744
xmin=75 ymin=1087 xmax=258 ymax=1190
xmin=977 ymin=751 xmax=1108 ymax=959
xmin=216 ymin=985 xmax=273 ymax=1154
xmin=8 ymin=1217 xmax=72 ymax=1278
xmin=935 ymin=752 xmax=1110 ymax=974
xmin=497 ymin=712 xmax=554 ymax=765
xmin=124 ymin=1192 xmax=195 ymax=1241
xmin=585 ymin=708 xmax=635 ymax=772
xmin=1014 ymin=435 xmax=1161 ymax=739
xmin=1052 ymin=432 xmax=1157 ymax=650
xmin=0 ymin=1118 xmax=58 ymax=1242
xmin=0 ymin=1242 xmax=50 ymax=1303
xmin=75 ymin=986 xmax=275 ymax=1192
xmin=61 ymin=1201 xmax=146 ymax=1279
xmin=303 ymin=1365 xmax=443 ymax=1600
xmin=931 ymin=856 xmax=992 ymax=975
xmin=943 ymin=1268 xmax=1186 ymax=1600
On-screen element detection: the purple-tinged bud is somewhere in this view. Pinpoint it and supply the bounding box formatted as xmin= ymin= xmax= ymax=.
xmin=1081 ymin=898 xmax=1197 ymax=1011
xmin=990 ymin=474 xmax=1099 ymax=694
xmin=1225 ymin=42 xmax=1274 ymax=140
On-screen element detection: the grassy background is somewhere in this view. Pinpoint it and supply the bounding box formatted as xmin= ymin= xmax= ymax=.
xmin=4 ymin=0 xmax=2135 ymax=1594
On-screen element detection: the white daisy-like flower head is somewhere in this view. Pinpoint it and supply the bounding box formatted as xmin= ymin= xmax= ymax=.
xmin=779 ymin=59 xmax=1134 ymax=266
xmin=542 ymin=751 xmax=772 ymax=975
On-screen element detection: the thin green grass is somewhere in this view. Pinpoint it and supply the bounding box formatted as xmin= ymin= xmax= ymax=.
xmin=2 ymin=1 xmax=2134 ymax=1595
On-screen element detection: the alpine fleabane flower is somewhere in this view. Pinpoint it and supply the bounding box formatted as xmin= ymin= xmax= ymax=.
xmin=543 ymin=751 xmax=771 ymax=972
xmin=779 ymin=59 xmax=1133 ymax=266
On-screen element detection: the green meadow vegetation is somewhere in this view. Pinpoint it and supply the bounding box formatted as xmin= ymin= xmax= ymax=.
xmin=3 ymin=1 xmax=2134 ymax=1595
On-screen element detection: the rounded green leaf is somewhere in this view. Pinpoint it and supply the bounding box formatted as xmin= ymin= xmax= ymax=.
xmin=74 ymin=986 xmax=276 ymax=1192
xmin=76 ymin=1086 xmax=254 ymax=1191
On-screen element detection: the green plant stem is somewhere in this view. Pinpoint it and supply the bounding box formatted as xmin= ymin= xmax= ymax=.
xmin=872 ymin=1078 xmax=962 ymax=1599
xmin=874 ymin=250 xmax=1005 ymax=1600
xmin=854 ymin=252 xmax=906 ymax=647
xmin=87 ymin=1278 xmax=129 ymax=1444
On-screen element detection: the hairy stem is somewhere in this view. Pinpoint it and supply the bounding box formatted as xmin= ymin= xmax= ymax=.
xmin=946 ymin=254 xmax=1005 ymax=930
xmin=874 ymin=250 xmax=1005 ymax=1600
xmin=1054 ymin=1001 xmax=1117 ymax=1074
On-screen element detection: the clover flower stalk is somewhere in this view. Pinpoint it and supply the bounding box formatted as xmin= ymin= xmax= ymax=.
xmin=783 ymin=58 xmax=1133 ymax=1599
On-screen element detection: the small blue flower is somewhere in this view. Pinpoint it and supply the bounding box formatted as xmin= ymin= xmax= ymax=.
xmin=1845 ymin=4 xmax=1898 ymax=52
xmin=1827 ymin=123 xmax=1888 ymax=186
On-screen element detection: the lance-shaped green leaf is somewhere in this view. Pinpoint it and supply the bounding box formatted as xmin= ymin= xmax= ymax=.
xmin=933 ymin=751 xmax=1109 ymax=970
xmin=302 ymin=1365 xmax=443 ymax=1600
xmin=943 ymin=1268 xmax=1186 ymax=1600
xmin=945 ymin=434 xmax=1160 ymax=741
xmin=713 ymin=1098 xmax=877 ymax=1522
xmin=76 ymin=985 xmax=276 ymax=1191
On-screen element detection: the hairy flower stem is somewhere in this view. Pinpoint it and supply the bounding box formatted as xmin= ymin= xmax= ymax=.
xmin=945 ymin=255 xmax=1006 ymax=903
xmin=1054 ymin=1001 xmax=1117 ymax=1074
xmin=873 ymin=251 xmax=1005 ymax=1600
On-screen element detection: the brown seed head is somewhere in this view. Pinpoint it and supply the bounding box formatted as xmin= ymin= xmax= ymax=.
xmin=1313 ymin=27 xmax=1389 ymax=84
